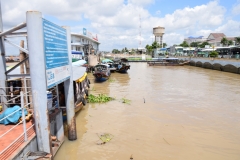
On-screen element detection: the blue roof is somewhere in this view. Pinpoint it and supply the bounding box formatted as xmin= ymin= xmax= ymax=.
xmin=188 ymin=36 xmax=204 ymax=39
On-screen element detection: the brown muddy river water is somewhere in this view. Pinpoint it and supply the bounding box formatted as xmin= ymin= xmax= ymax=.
xmin=55 ymin=63 xmax=240 ymax=160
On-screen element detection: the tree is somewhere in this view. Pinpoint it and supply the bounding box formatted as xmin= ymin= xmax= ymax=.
xmin=235 ymin=37 xmax=240 ymax=45
xmin=199 ymin=41 xmax=210 ymax=48
xmin=152 ymin=41 xmax=160 ymax=49
xmin=112 ymin=49 xmax=120 ymax=54
xmin=163 ymin=43 xmax=167 ymax=48
xmin=190 ymin=42 xmax=199 ymax=47
xmin=145 ymin=44 xmax=153 ymax=54
xmin=179 ymin=41 xmax=189 ymax=47
xmin=228 ymin=40 xmax=233 ymax=46
xmin=221 ymin=37 xmax=228 ymax=46
xmin=209 ymin=51 xmax=219 ymax=58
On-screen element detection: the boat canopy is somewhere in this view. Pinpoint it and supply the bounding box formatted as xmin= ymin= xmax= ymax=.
xmin=72 ymin=66 xmax=87 ymax=82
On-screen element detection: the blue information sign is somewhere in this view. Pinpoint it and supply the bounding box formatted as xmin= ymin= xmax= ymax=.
xmin=43 ymin=19 xmax=70 ymax=88
xmin=43 ymin=19 xmax=69 ymax=69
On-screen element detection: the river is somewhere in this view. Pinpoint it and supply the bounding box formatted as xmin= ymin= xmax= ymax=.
xmin=55 ymin=63 xmax=240 ymax=160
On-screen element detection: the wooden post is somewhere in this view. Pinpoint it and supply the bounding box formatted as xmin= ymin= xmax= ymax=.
xmin=24 ymin=37 xmax=32 ymax=108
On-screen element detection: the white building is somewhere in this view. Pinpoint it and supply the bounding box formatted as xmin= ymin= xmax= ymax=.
xmin=184 ymin=36 xmax=207 ymax=45
xmin=71 ymin=28 xmax=100 ymax=58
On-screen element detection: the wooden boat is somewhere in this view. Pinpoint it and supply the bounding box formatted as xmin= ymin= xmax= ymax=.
xmin=113 ymin=58 xmax=130 ymax=73
xmin=101 ymin=59 xmax=116 ymax=72
xmin=61 ymin=67 xmax=90 ymax=121
xmin=148 ymin=58 xmax=189 ymax=66
xmin=93 ymin=64 xmax=111 ymax=81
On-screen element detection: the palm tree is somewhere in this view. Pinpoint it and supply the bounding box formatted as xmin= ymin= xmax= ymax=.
xmin=163 ymin=43 xmax=167 ymax=48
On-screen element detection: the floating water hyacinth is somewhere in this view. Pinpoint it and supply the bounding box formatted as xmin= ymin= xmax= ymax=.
xmin=87 ymin=94 xmax=115 ymax=103
xmin=121 ymin=98 xmax=131 ymax=104
xmin=96 ymin=133 xmax=114 ymax=145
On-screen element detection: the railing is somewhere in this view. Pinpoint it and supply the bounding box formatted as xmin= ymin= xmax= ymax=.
xmin=0 ymin=90 xmax=34 ymax=156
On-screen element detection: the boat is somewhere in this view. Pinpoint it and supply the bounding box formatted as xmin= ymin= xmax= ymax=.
xmin=113 ymin=58 xmax=130 ymax=73
xmin=148 ymin=57 xmax=189 ymax=66
xmin=101 ymin=59 xmax=116 ymax=72
xmin=61 ymin=66 xmax=90 ymax=121
xmin=92 ymin=64 xmax=111 ymax=81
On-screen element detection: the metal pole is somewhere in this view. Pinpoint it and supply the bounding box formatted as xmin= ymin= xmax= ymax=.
xmin=0 ymin=0 xmax=7 ymax=110
xmin=26 ymin=11 xmax=52 ymax=153
xmin=21 ymin=91 xmax=28 ymax=141
xmin=63 ymin=26 xmax=77 ymax=140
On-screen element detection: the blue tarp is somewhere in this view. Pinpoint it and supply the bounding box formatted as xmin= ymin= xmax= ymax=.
xmin=0 ymin=105 xmax=28 ymax=125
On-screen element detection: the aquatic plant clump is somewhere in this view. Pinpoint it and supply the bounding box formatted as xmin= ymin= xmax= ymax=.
xmin=121 ymin=98 xmax=131 ymax=104
xmin=88 ymin=94 xmax=115 ymax=103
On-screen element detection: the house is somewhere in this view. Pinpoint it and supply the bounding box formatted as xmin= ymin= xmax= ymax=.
xmin=207 ymin=33 xmax=235 ymax=47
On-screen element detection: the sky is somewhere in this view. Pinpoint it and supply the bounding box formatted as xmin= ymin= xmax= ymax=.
xmin=1 ymin=0 xmax=240 ymax=55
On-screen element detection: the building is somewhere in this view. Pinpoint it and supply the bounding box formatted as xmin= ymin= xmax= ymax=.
xmin=71 ymin=28 xmax=100 ymax=58
xmin=206 ymin=33 xmax=235 ymax=47
xmin=184 ymin=36 xmax=207 ymax=45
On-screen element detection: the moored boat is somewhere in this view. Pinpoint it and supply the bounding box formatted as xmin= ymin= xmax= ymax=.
xmin=113 ymin=58 xmax=130 ymax=73
xmin=61 ymin=66 xmax=90 ymax=121
xmin=93 ymin=64 xmax=111 ymax=81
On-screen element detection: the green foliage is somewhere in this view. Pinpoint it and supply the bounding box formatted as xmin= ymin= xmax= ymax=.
xmin=127 ymin=57 xmax=142 ymax=61
xmin=199 ymin=41 xmax=210 ymax=48
xmin=121 ymin=98 xmax=131 ymax=104
xmin=87 ymin=94 xmax=115 ymax=103
xmin=190 ymin=42 xmax=199 ymax=47
xmin=112 ymin=49 xmax=120 ymax=54
xmin=209 ymin=51 xmax=219 ymax=57
xmin=235 ymin=37 xmax=240 ymax=45
xmin=228 ymin=40 xmax=233 ymax=46
xmin=152 ymin=41 xmax=160 ymax=49
xmin=179 ymin=41 xmax=189 ymax=47
xmin=163 ymin=43 xmax=167 ymax=48
xmin=145 ymin=44 xmax=153 ymax=53
xmin=221 ymin=37 xmax=228 ymax=46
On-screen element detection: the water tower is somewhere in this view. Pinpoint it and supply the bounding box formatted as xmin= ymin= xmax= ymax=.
xmin=153 ymin=26 xmax=165 ymax=48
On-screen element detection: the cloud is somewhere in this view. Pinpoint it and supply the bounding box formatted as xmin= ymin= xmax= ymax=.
xmin=128 ymin=0 xmax=154 ymax=6
xmin=1 ymin=0 xmax=234 ymax=53
xmin=215 ymin=20 xmax=240 ymax=37
xmin=232 ymin=3 xmax=240 ymax=15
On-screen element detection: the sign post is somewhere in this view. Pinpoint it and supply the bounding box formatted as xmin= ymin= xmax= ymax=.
xmin=27 ymin=11 xmax=76 ymax=153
